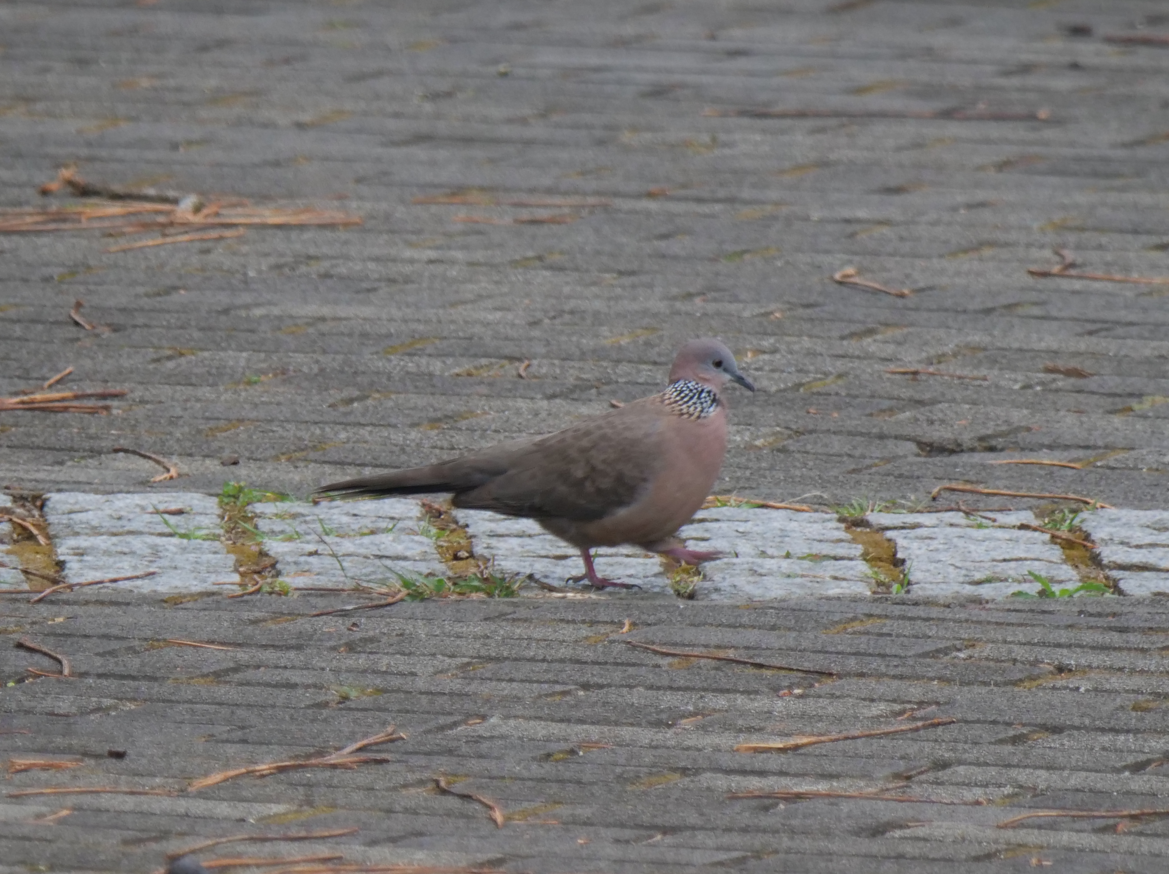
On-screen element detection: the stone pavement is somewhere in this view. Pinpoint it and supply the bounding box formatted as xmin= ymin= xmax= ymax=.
xmin=6 ymin=592 xmax=1169 ymax=874
xmin=6 ymin=490 xmax=1169 ymax=600
xmin=2 ymin=0 xmax=1169 ymax=507
xmin=5 ymin=1 xmax=1169 ymax=871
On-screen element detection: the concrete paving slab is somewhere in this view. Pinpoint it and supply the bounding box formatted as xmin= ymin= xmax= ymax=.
xmin=252 ymin=497 xmax=448 ymax=585
xmin=54 ymin=535 xmax=238 ymax=593
xmin=3 ymin=594 xmax=1169 ymax=872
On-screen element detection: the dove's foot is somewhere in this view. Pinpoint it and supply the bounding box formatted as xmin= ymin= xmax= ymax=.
xmin=568 ymin=549 xmax=642 ymax=590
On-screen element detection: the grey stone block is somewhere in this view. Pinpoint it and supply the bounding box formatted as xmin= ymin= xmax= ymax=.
xmin=871 ymin=512 xmax=1076 ymax=597
xmin=55 ymin=534 xmax=237 ymax=592
xmin=253 ymin=498 xmax=447 ymax=584
xmin=1112 ymin=573 xmax=1169 ymax=597
xmin=1081 ymin=509 xmax=1169 ymax=596
xmin=44 ymin=491 xmax=222 ymax=537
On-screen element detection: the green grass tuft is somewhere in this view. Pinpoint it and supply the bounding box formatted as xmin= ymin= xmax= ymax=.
xmin=1011 ymin=570 xmax=1111 ymax=598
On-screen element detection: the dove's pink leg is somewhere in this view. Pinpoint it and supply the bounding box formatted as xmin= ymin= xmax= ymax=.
xmin=568 ymin=548 xmax=640 ymax=589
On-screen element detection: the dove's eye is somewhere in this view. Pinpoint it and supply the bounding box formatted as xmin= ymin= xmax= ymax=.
xmin=713 ymin=359 xmax=723 ymax=368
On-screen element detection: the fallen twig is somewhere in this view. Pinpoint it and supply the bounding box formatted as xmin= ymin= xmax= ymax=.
xmin=0 ymin=388 xmax=127 ymax=415
xmin=930 ymin=484 xmax=1113 ymax=508
xmin=624 ymin=640 xmax=836 ymax=677
xmin=434 ymin=776 xmax=506 ymax=828
xmin=0 ymin=514 xmax=50 ymax=545
xmin=14 ymin=566 xmax=62 ymax=585
xmin=1018 ymin=523 xmax=1095 ymax=549
xmin=188 ymin=725 xmax=405 ymax=791
xmin=412 ymin=192 xmax=609 ymax=207
xmin=516 ymin=360 xmax=531 ymax=379
xmin=201 ymin=854 xmax=345 ymax=869
xmin=728 ymin=788 xmax=985 ymax=805
xmin=832 ymin=267 xmax=912 ymax=298
xmin=30 ymin=570 xmax=158 ymax=603
xmin=7 ymin=787 xmax=178 ymax=798
xmin=1103 ymin=34 xmax=1169 ymax=48
xmin=106 ymin=227 xmax=246 ymax=253
xmin=6 ymin=169 xmax=361 ymax=246
xmin=39 ymin=165 xmax=184 ymax=203
xmin=1042 ymin=363 xmax=1093 ymax=379
xmin=705 ymin=495 xmax=815 ymax=512
xmin=27 ymin=807 xmax=73 ymax=824
xmin=262 ymin=866 xmax=502 ymax=874
xmin=1027 ymin=247 xmax=1169 ymax=285
xmin=112 ymin=446 xmax=180 ymax=482
xmin=7 ymin=758 xmax=83 ymax=774
xmin=452 ymin=213 xmax=577 ymax=225
xmin=163 ymin=639 xmax=237 ymax=651
xmin=704 ymin=106 xmax=1050 ymax=121
xmin=41 ymin=367 xmax=74 ymax=390
xmin=15 ymin=636 xmax=71 ymax=678
xmin=886 ymin=368 xmax=987 ymax=381
xmin=307 ymin=590 xmax=408 ymax=617
xmin=997 ymin=807 xmax=1169 ymax=829
xmin=165 ymin=828 xmax=360 ymax=861
xmin=988 ymin=459 xmax=1084 ymax=470
xmin=69 ymin=300 xmax=96 ymax=331
xmin=734 ymin=717 xmax=956 ymax=753
xmin=226 ymin=582 xmax=264 ymax=599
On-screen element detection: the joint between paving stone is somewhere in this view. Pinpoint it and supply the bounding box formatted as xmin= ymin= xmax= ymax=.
xmin=1030 ymin=506 xmax=1120 ymax=595
xmin=218 ymin=482 xmax=285 ymax=596
xmin=838 ymin=512 xmax=908 ymax=596
xmin=1 ymin=487 xmax=61 ymax=590
xmin=421 ymin=499 xmax=484 ymax=580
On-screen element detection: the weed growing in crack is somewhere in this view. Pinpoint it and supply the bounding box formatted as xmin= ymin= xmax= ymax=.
xmin=1011 ymin=570 xmax=1111 ymax=598
xmin=154 ymin=510 xmax=219 ymax=541
xmin=832 ymin=497 xmax=898 ymax=519
xmin=867 ymin=562 xmax=910 ymax=595
xmin=218 ymin=481 xmax=286 ymax=596
xmin=1042 ymin=508 xmax=1083 ymax=532
xmin=220 ymin=481 xmax=293 ymax=506
xmin=391 ymin=569 xmax=526 ymax=600
xmin=668 ymin=564 xmax=702 ymax=600
xmin=331 ymin=685 xmax=382 ymax=703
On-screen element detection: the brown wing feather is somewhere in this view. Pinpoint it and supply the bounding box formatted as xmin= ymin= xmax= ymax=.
xmin=452 ymin=399 xmax=666 ymax=522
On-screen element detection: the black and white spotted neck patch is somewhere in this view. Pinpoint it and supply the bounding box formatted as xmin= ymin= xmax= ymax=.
xmin=661 ymin=379 xmax=720 ymax=419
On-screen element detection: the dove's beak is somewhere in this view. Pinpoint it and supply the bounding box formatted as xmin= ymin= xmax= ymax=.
xmin=730 ymin=371 xmax=755 ymax=392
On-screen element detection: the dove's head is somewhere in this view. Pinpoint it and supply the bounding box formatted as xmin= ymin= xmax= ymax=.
xmin=668 ymin=338 xmax=755 ymax=392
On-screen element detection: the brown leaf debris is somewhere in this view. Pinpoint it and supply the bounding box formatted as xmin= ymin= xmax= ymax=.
xmin=433 ymin=776 xmax=506 ymax=828
xmin=188 ymin=726 xmax=405 ymax=791
xmin=735 ymin=717 xmax=956 ymax=753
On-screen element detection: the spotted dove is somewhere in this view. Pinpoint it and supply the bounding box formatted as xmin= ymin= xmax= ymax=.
xmin=317 ymin=338 xmax=755 ymax=588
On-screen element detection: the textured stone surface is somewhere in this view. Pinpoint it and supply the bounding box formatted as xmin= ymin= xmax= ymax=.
xmin=4 ymin=593 xmax=1169 ymax=872
xmin=869 ymin=511 xmax=1076 ymax=598
xmin=252 ymin=498 xmax=447 ymax=585
xmin=685 ymin=507 xmax=871 ymax=599
xmin=44 ymin=492 xmax=222 ymax=538
xmin=18 ymin=495 xmax=1169 ymax=599
xmin=1081 ymin=509 xmax=1169 ymax=596
xmin=3 ymin=0 xmax=1169 ymax=518
xmin=462 ymin=506 xmax=874 ymax=598
xmin=54 ymin=534 xmax=238 ymax=593
xmin=0 ymin=493 xmax=21 ymax=589
xmin=41 ymin=492 xmax=237 ymax=592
